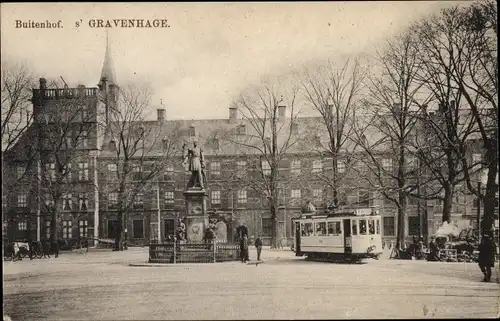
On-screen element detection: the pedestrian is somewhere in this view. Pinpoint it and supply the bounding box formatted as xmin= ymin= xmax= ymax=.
xmin=255 ymin=236 xmax=263 ymax=261
xmin=240 ymin=234 xmax=249 ymax=263
xmin=478 ymin=231 xmax=495 ymax=282
xmin=28 ymin=239 xmax=34 ymax=260
xmin=42 ymin=239 xmax=51 ymax=258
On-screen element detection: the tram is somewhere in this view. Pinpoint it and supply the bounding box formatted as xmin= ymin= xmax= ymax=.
xmin=293 ymin=207 xmax=383 ymax=262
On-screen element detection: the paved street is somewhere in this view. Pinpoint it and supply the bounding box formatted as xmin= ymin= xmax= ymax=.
xmin=3 ymin=248 xmax=499 ymax=320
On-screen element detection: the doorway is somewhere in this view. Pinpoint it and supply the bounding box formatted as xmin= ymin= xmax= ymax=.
xmin=343 ymin=219 xmax=352 ymax=253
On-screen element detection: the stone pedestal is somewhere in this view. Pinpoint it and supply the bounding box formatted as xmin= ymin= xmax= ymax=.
xmin=183 ymin=188 xmax=209 ymax=243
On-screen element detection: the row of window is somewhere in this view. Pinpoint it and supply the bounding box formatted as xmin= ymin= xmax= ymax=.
xmin=17 ymin=162 xmax=90 ymax=182
xmin=16 ymin=220 xmax=89 ymax=239
xmin=301 ymin=219 xmax=381 ymax=237
xmin=8 ymin=193 xmax=90 ymax=210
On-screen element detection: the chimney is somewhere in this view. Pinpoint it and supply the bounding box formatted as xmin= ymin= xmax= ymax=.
xmin=229 ymin=107 xmax=238 ymax=123
xmin=39 ymin=78 xmax=47 ymax=90
xmin=157 ymin=109 xmax=166 ymax=122
xmin=278 ymin=105 xmax=286 ymax=120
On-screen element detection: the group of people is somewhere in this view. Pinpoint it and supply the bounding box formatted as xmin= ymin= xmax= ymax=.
xmin=236 ymin=224 xmax=263 ymax=263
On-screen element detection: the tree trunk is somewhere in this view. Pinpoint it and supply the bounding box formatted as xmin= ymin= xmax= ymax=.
xmin=442 ymin=184 xmax=453 ymax=224
xmin=482 ymin=137 xmax=498 ymax=234
xmin=51 ymin=208 xmax=59 ymax=257
xmin=270 ymin=203 xmax=277 ymax=248
xmin=114 ymin=212 xmax=124 ymax=251
xmin=395 ymin=204 xmax=405 ymax=251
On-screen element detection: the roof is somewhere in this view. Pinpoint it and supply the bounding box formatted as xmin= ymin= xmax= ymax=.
xmin=100 ymin=34 xmax=116 ymax=85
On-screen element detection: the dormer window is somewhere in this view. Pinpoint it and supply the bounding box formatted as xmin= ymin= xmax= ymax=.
xmin=237 ymin=124 xmax=246 ymax=135
xmin=291 ymin=123 xmax=299 ymax=135
xmin=189 ymin=126 xmax=196 ymax=137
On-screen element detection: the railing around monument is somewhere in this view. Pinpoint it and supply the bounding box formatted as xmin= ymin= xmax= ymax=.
xmin=149 ymin=240 xmax=240 ymax=264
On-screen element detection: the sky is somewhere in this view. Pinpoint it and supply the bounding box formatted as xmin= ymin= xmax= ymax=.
xmin=1 ymin=1 xmax=467 ymax=120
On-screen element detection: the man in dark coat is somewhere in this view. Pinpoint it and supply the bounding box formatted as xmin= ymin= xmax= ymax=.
xmin=255 ymin=236 xmax=263 ymax=261
xmin=478 ymin=231 xmax=496 ymax=282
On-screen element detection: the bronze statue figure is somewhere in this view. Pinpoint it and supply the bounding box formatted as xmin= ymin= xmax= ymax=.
xmin=182 ymin=140 xmax=206 ymax=189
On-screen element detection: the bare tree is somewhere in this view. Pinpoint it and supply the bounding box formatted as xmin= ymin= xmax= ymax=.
xmin=298 ymin=58 xmax=367 ymax=210
xmin=352 ymin=30 xmax=433 ymax=253
xmin=102 ymin=84 xmax=180 ymax=251
xmin=1 ymin=61 xmax=34 ymax=152
xmin=413 ymin=1 xmax=498 ymax=234
xmin=212 ymin=81 xmax=301 ymax=248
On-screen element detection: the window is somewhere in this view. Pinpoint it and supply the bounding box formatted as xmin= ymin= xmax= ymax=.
xmin=2 ymin=195 xmax=6 ymax=210
xmin=237 ymin=190 xmax=247 ymax=204
xmin=17 ymin=194 xmax=27 ymax=208
xmin=18 ymin=221 xmax=27 ymax=231
xmin=291 ymin=160 xmax=301 ymax=174
xmin=65 ymin=164 xmax=72 ymax=181
xmin=164 ymin=165 xmax=174 ymax=181
xmin=62 ymin=193 xmax=72 ymax=211
xmin=315 ymin=222 xmax=327 ymax=236
xmin=291 ymin=189 xmax=301 ymax=199
xmin=210 ymin=162 xmax=221 ymax=176
xmin=313 ymin=188 xmax=322 ymax=199
xmin=16 ymin=166 xmax=24 ymax=180
xmin=407 ymin=156 xmax=417 ymax=170
xmin=368 ymin=219 xmax=375 ymax=235
xmin=351 ymin=220 xmax=358 ymax=235
xmin=382 ymin=158 xmax=393 ymax=171
xmin=291 ymin=123 xmax=299 ymax=135
xmin=45 ymin=221 xmax=51 ymax=239
xmin=261 ymin=160 xmax=271 ymax=175
xmin=66 ymin=136 xmax=72 ymax=148
xmin=78 ymin=162 xmax=89 ymax=181
xmin=237 ymin=160 xmax=246 ymax=174
xmin=211 ymin=190 xmax=221 ymax=205
xmin=46 ymin=163 xmax=56 ymax=181
xmin=164 ymin=191 xmax=174 ymax=204
xmin=108 ymin=163 xmax=117 ymax=174
xmin=162 ymin=139 xmax=169 ymax=150
xmin=358 ymin=191 xmax=370 ymax=206
xmin=62 ymin=220 xmax=72 ymax=239
xmin=133 ymin=220 xmax=144 ymax=238
xmin=134 ymin=193 xmax=144 ymax=208
xmin=237 ymin=124 xmax=246 ymax=135
xmin=165 ymin=219 xmax=175 ymax=239
xmin=262 ymin=218 xmax=273 ymax=237
xmin=189 ymin=126 xmax=196 ymax=137
xmin=376 ymin=219 xmax=380 ymax=235
xmin=408 ymin=216 xmax=420 ymax=236
xmin=359 ymin=220 xmax=367 ymax=235
xmin=383 ymin=217 xmax=395 ymax=236
xmin=337 ymin=160 xmax=346 ymax=173
xmin=302 ymin=223 xmax=313 ymax=236
xmin=80 ymin=130 xmax=88 ymax=148
xmin=79 ymin=193 xmax=88 ymax=211
xmin=81 ymin=108 xmax=88 ymax=121
xmin=328 ymin=221 xmax=341 ymax=235
xmin=312 ymin=159 xmax=322 ymax=173
xmin=108 ymin=192 xmax=118 ymax=208
xmin=79 ymin=220 xmax=88 ymax=237
xmin=133 ymin=166 xmax=142 ymax=181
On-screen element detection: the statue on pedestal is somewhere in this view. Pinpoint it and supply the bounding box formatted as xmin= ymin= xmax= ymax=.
xmin=182 ymin=140 xmax=207 ymax=190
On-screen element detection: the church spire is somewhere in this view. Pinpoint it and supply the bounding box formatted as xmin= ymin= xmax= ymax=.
xmin=100 ymin=30 xmax=116 ymax=85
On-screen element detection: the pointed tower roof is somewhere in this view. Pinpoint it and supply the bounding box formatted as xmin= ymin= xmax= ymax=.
xmin=100 ymin=31 xmax=116 ymax=85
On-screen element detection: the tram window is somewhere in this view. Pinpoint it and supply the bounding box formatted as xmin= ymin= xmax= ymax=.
xmin=359 ymin=220 xmax=367 ymax=235
xmin=304 ymin=223 xmax=313 ymax=236
xmin=316 ymin=222 xmax=327 ymax=236
xmin=351 ymin=220 xmax=358 ymax=235
xmin=328 ymin=221 xmax=341 ymax=235
xmin=376 ymin=219 xmax=380 ymax=234
xmin=368 ymin=219 xmax=375 ymax=235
